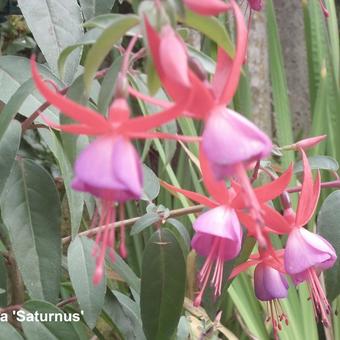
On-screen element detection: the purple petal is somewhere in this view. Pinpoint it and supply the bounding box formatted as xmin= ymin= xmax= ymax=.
xmin=254 ymin=263 xmax=288 ymax=301
xmin=191 ymin=232 xmax=242 ymax=261
xmin=192 ymin=206 xmax=242 ymax=260
xmin=284 ymin=228 xmax=337 ymax=275
xmin=193 ymin=206 xmax=242 ymax=240
xmin=72 ymin=136 xmax=143 ymax=201
xmin=202 ymin=108 xmax=272 ymax=177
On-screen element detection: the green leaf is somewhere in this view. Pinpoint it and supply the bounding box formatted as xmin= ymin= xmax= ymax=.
xmin=130 ymin=212 xmax=160 ymax=236
xmin=111 ymin=290 xmax=146 ymax=339
xmin=0 ymin=121 xmax=21 ymax=196
xmin=0 ymin=322 xmax=24 ymax=340
xmin=68 ymin=236 xmax=106 ymax=329
xmin=79 ymin=0 xmax=116 ymax=20
xmin=83 ymin=13 xmax=123 ymax=29
xmin=317 ymin=190 xmax=340 ymax=301
xmin=103 ymin=289 xmax=145 ymax=340
xmin=97 ymin=56 xmax=123 ymax=114
xmin=39 ymin=130 xmax=84 ymax=239
xmin=58 ymin=28 xmax=102 ymax=78
xmin=166 ymin=218 xmax=190 ymax=253
xmin=17 ymin=0 xmax=84 ymax=83
xmin=0 ymin=159 xmax=61 ymax=303
xmin=105 ymin=251 xmax=141 ymax=294
xmin=266 ymin=0 xmax=294 ymax=168
xmin=294 ymin=155 xmax=339 ymax=173
xmin=141 ymin=165 xmax=160 ymax=202
xmin=180 ymin=10 xmax=234 ymax=56
xmin=141 ymin=229 xmax=186 ymax=340
xmin=95 ymin=0 xmax=117 ymax=16
xmin=0 ymin=255 xmax=7 ymax=307
xmin=83 ymin=15 xmax=139 ymax=92
xmin=0 ymin=56 xmax=59 ymax=121
xmin=21 ymin=300 xmax=81 ymax=340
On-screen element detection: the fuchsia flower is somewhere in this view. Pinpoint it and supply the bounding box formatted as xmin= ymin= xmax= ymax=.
xmin=162 ymin=146 xmax=292 ymax=305
xmin=282 ymin=149 xmax=336 ymax=326
xmin=267 ymin=147 xmax=337 ymax=326
xmin=192 ymin=206 xmax=242 ymax=305
xmin=230 ymin=249 xmax=289 ymax=338
xmin=202 ymin=107 xmax=272 ymax=178
xmin=31 ymin=57 xmax=189 ymax=284
xmin=143 ymin=1 xmax=272 ymax=246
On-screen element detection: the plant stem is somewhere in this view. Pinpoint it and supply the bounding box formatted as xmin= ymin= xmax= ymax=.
xmin=62 ymin=204 xmax=204 ymax=245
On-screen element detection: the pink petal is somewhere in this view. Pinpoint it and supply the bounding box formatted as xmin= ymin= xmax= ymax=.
xmin=192 ymin=232 xmax=241 ymax=261
xmin=72 ymin=136 xmax=143 ymax=202
xmin=193 ymin=206 xmax=242 ymax=240
xmin=183 ymin=0 xmax=230 ymax=16
xmin=160 ymin=26 xmax=190 ymax=89
xmin=202 ymin=108 xmax=272 ymax=178
xmin=212 ymin=1 xmax=247 ymax=105
xmin=254 ymin=263 xmax=288 ymax=301
xmin=31 ymin=56 xmax=109 ymax=129
xmin=144 ymin=18 xmax=190 ymax=102
xmin=199 ymin=145 xmax=229 ymax=204
xmin=284 ymin=228 xmax=337 ymax=275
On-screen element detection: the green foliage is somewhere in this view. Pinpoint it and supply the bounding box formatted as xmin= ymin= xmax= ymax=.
xmin=141 ymin=229 xmax=186 ymax=340
xmin=0 ymin=0 xmax=339 ymax=338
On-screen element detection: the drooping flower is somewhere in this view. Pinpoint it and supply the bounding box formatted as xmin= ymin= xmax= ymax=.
xmin=162 ymin=147 xmax=292 ymax=303
xmin=31 ymin=56 xmax=189 ymax=284
xmin=285 ymin=228 xmax=336 ymax=326
xmin=230 ymin=249 xmax=289 ymax=338
xmin=192 ymin=206 xmax=242 ymax=306
xmin=143 ymin=2 xmax=272 ymax=178
xmin=283 ymin=148 xmax=336 ymax=326
xmin=202 ymin=107 xmax=272 ymax=179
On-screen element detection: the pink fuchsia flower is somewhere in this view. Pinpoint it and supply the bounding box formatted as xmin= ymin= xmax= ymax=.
xmin=183 ymin=0 xmax=230 ymax=16
xmin=285 ymin=228 xmax=336 ymax=326
xmin=202 ymin=107 xmax=272 ymax=179
xmin=162 ymin=148 xmax=292 ymax=304
xmin=192 ymin=206 xmax=242 ymax=305
xmin=254 ymin=262 xmax=288 ymax=301
xmin=282 ymin=148 xmax=336 ymax=326
xmin=31 ymin=57 xmax=189 ymax=284
xmin=230 ymin=249 xmax=289 ymax=338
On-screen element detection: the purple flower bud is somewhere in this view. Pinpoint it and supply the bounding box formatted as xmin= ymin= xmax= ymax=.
xmin=254 ymin=263 xmax=289 ymax=301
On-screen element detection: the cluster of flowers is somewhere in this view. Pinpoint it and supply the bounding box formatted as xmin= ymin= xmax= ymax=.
xmin=30 ymin=0 xmax=335 ymax=337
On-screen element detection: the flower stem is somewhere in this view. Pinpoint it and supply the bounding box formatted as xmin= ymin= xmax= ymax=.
xmin=62 ymin=204 xmax=204 ymax=245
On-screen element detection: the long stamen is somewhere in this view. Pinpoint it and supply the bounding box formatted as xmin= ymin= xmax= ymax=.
xmin=195 ymin=237 xmax=227 ymax=305
xmin=108 ymin=207 xmax=116 ymax=262
xmin=119 ymin=204 xmax=127 ymax=258
xmin=266 ymin=299 xmax=288 ymax=339
xmin=307 ymin=268 xmax=331 ymax=327
xmin=93 ymin=201 xmax=113 ymax=284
